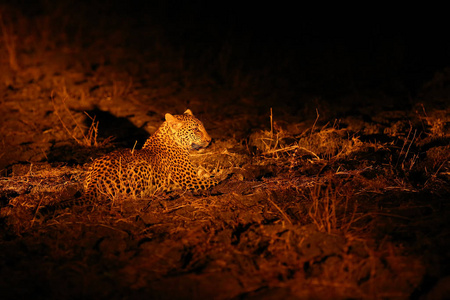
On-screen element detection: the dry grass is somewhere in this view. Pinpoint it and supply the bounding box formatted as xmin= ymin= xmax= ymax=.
xmin=250 ymin=109 xmax=363 ymax=168
xmin=108 ymin=77 xmax=133 ymax=101
xmin=1 ymin=103 xmax=445 ymax=298
xmin=307 ymin=179 xmax=351 ymax=234
xmin=51 ymin=91 xmax=114 ymax=147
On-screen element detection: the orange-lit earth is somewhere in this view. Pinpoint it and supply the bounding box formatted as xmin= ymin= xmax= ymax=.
xmin=1 ymin=2 xmax=449 ymax=299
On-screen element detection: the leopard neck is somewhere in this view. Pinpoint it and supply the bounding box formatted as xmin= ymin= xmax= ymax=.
xmin=153 ymin=121 xmax=171 ymax=138
xmin=142 ymin=121 xmax=182 ymax=150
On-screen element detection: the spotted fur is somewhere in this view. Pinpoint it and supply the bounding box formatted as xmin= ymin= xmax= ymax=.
xmin=84 ymin=109 xmax=217 ymax=199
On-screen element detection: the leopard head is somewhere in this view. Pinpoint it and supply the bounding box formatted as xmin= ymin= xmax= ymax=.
xmin=165 ymin=109 xmax=212 ymax=150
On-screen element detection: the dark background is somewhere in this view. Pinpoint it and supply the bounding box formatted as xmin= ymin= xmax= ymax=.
xmin=10 ymin=1 xmax=450 ymax=104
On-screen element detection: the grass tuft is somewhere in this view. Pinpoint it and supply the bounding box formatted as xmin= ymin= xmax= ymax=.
xmin=51 ymin=91 xmax=114 ymax=147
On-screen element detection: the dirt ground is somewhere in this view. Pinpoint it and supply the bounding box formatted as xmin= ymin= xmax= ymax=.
xmin=1 ymin=2 xmax=449 ymax=299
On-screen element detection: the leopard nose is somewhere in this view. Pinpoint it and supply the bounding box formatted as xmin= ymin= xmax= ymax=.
xmin=202 ymin=132 xmax=211 ymax=143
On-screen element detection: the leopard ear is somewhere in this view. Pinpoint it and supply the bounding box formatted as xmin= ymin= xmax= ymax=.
xmin=165 ymin=113 xmax=176 ymax=122
xmin=184 ymin=109 xmax=193 ymax=116
xmin=165 ymin=113 xmax=183 ymax=130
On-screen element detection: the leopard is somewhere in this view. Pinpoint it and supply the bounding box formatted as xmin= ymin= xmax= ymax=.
xmin=83 ymin=109 xmax=218 ymax=200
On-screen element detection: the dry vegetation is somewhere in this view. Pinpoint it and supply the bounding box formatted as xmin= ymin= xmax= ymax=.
xmin=1 ymin=2 xmax=450 ymax=300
